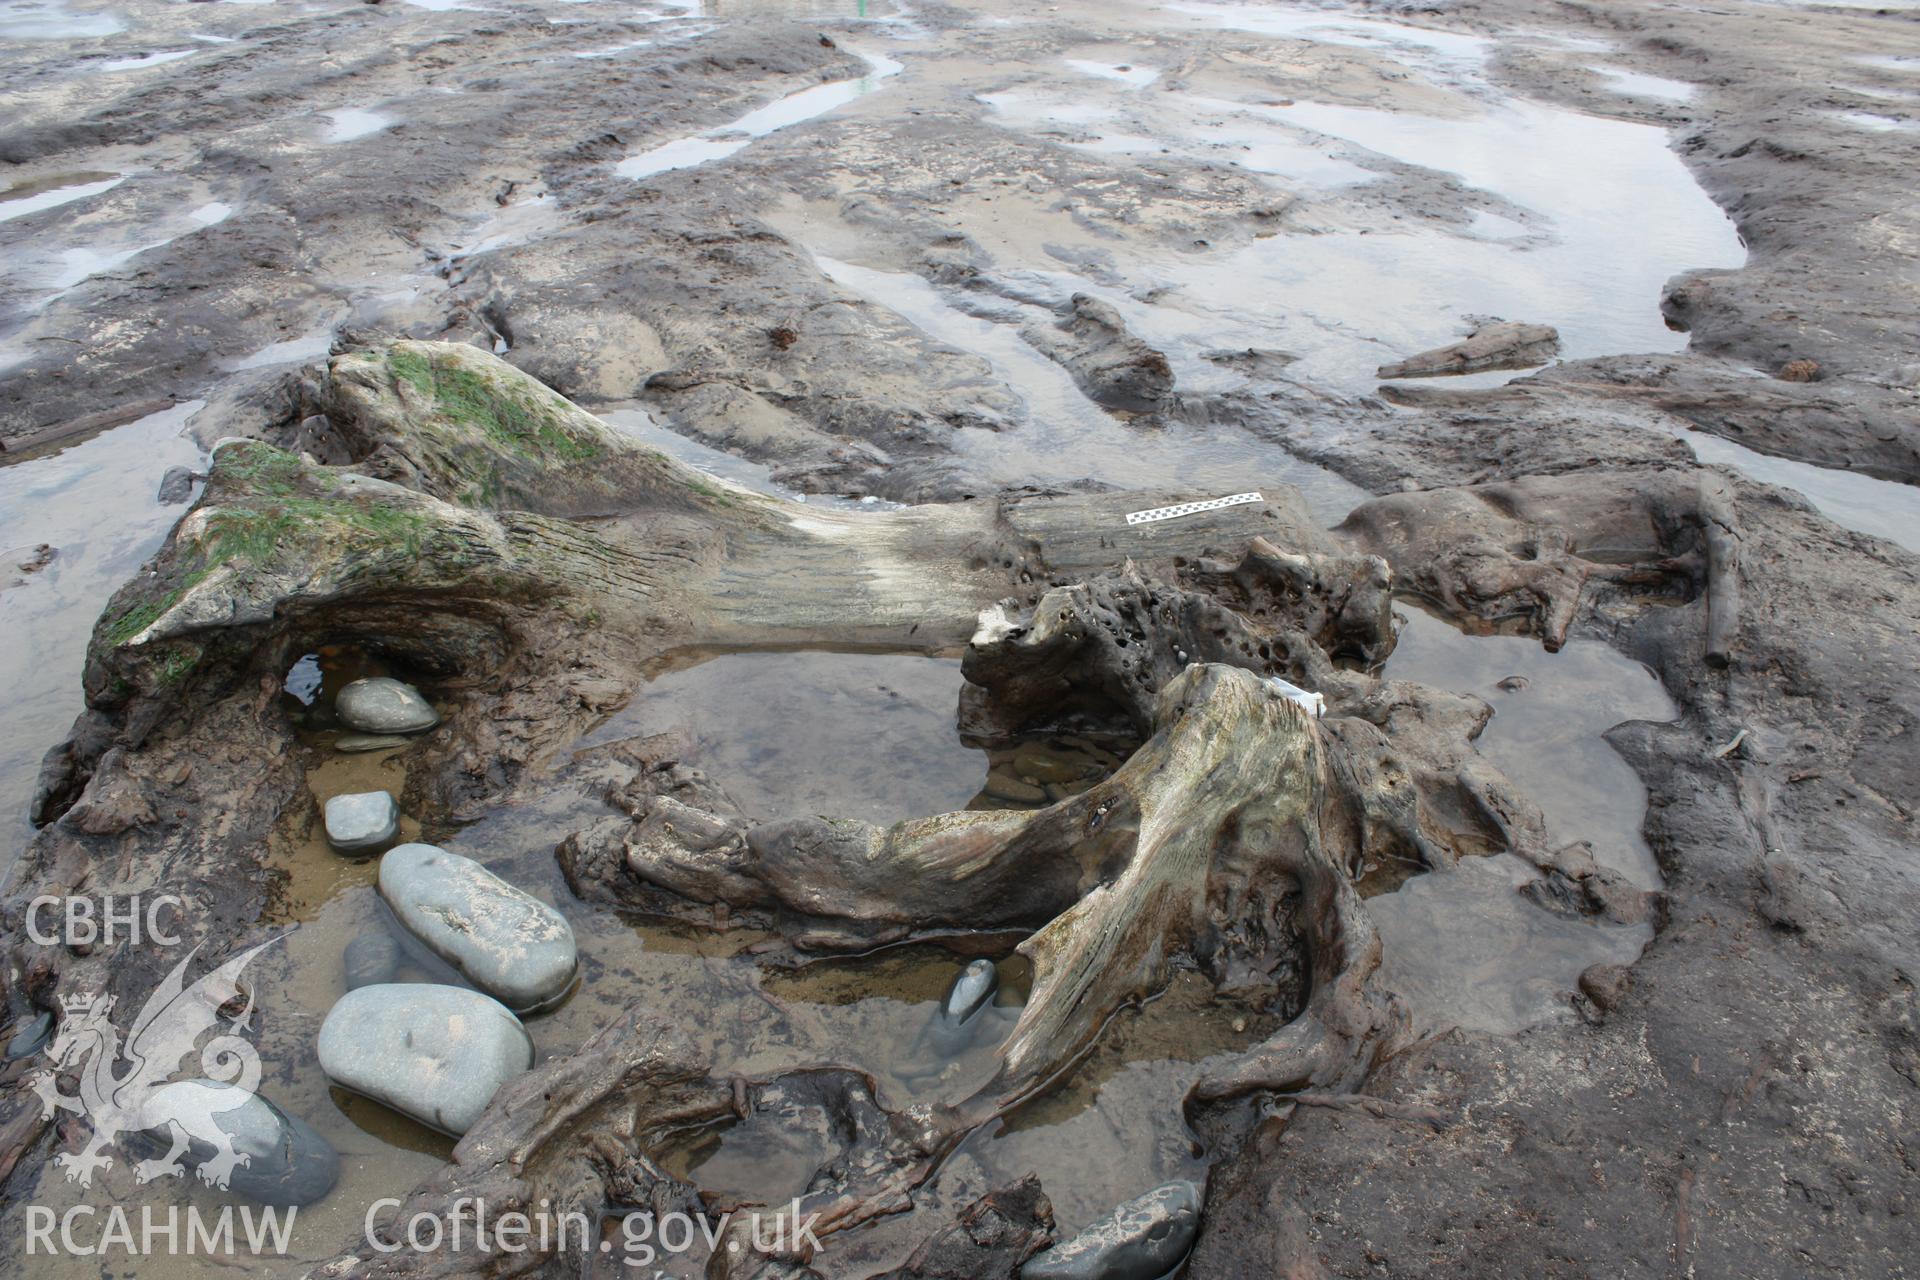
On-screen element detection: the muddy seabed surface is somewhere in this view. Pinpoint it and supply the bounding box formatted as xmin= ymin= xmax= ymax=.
xmin=0 ymin=0 xmax=1917 ymax=1276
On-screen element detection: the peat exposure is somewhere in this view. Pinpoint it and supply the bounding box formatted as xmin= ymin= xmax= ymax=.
xmin=1 ymin=1 xmax=1916 ymax=1278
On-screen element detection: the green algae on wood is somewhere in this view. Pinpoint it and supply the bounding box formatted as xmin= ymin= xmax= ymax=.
xmin=386 ymin=346 xmax=601 ymax=464
xmin=326 ymin=340 xmax=765 ymax=523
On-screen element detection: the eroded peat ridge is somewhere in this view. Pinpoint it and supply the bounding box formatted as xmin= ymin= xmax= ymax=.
xmin=0 ymin=0 xmax=1916 ymax=1277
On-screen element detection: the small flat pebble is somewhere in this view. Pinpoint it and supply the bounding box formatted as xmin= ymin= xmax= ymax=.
xmin=324 ymin=791 xmax=398 ymax=853
xmin=334 ymin=732 xmax=411 ymax=753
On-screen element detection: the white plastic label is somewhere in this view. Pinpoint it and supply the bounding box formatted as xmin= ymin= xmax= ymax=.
xmin=1268 ymin=676 xmax=1326 ymax=718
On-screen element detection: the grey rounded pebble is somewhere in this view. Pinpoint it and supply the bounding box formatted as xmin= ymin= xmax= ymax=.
xmin=343 ymin=931 xmax=402 ymax=989
xmin=378 ymin=844 xmax=578 ymax=1012
xmin=1021 ymin=1181 xmax=1203 ymax=1280
xmin=334 ymin=732 xmax=412 ymax=754
xmin=925 ymin=957 xmax=1003 ymax=1059
xmin=132 ymin=1080 xmax=339 ymax=1206
xmin=943 ymin=959 xmax=1000 ymax=1027
xmin=6 ymin=1010 xmax=52 ymax=1060
xmin=156 ymin=466 xmax=198 ymax=505
xmin=317 ymin=983 xmax=531 ymax=1136
xmin=335 ymin=677 xmax=439 ymax=734
xmin=324 ymin=791 xmax=399 ymax=853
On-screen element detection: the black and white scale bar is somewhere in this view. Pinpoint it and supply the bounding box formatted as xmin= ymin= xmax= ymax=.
xmin=1124 ymin=492 xmax=1264 ymax=526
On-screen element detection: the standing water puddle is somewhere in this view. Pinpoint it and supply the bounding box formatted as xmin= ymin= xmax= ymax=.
xmin=1589 ymin=65 xmax=1696 ymax=103
xmin=1273 ymin=95 xmax=1742 ymax=361
xmin=321 ymin=108 xmax=395 ymax=144
xmin=579 ymin=649 xmax=986 ymax=824
xmin=92 ymin=48 xmax=199 ymax=73
xmin=0 ymin=0 xmax=123 ymax=38
xmin=1168 ymin=1 xmax=1491 ymax=71
xmin=1366 ymin=603 xmax=1674 ymax=1034
xmin=221 ymin=325 xmax=338 ymax=373
xmin=812 ymin=254 xmax=1372 ymax=521
xmin=1831 ymin=110 xmax=1917 ymax=133
xmin=1060 ymin=94 xmax=1742 ymax=391
xmin=972 ymin=2 xmax=1746 ymax=392
xmin=1676 ymin=422 xmax=1920 ymax=554
xmin=1385 ymin=604 xmax=1674 ymax=887
xmin=0 ymin=403 xmax=205 ymax=872
xmin=692 ymin=0 xmax=894 ymax=15
xmin=1124 ymin=8 xmax=1907 ymax=546
xmin=0 ymin=199 xmax=234 ymax=318
xmin=617 ymin=50 xmax=902 ymax=180
xmin=0 ymin=172 xmax=124 ymax=224
xmin=1369 ymin=852 xmax=1650 ymax=1034
xmin=954 ymin=966 xmax=1261 ymax=1240
xmin=980 ymin=81 xmax=1379 ymax=189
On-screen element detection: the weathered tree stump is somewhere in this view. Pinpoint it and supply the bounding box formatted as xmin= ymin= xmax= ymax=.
xmin=4 ymin=341 xmax=1735 ymax=1278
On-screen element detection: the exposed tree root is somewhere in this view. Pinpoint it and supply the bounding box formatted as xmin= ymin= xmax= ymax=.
xmin=1335 ymin=471 xmax=1733 ymax=652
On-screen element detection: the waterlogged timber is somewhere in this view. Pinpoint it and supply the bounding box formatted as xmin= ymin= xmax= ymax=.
xmin=0 ymin=0 xmax=1916 ymax=1277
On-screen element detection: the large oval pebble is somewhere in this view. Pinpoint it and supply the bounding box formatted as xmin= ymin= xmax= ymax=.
xmin=132 ymin=1080 xmax=339 ymax=1206
xmin=335 ymin=677 xmax=439 ymax=734
xmin=1021 ymin=1181 xmax=1203 ymax=1280
xmin=377 ymin=843 xmax=578 ymax=1012
xmin=316 ymin=983 xmax=531 ymax=1136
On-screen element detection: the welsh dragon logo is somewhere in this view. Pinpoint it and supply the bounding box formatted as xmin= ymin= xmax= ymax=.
xmin=28 ymin=940 xmax=278 ymax=1189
